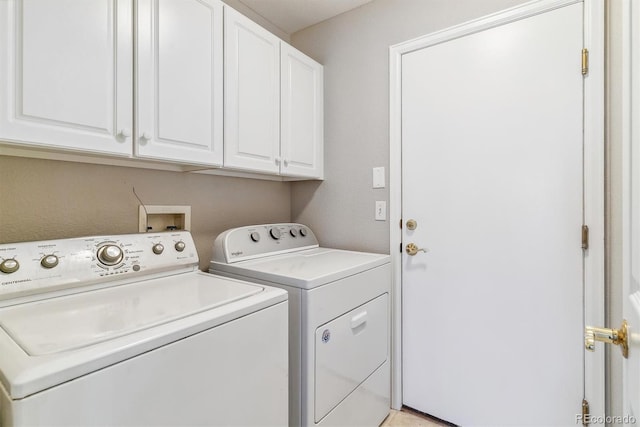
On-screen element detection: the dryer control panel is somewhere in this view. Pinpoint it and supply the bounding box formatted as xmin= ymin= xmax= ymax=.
xmin=0 ymin=232 xmax=198 ymax=303
xmin=212 ymin=223 xmax=319 ymax=263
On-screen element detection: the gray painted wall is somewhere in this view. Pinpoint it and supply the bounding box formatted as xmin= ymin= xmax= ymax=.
xmin=0 ymin=157 xmax=291 ymax=271
xmin=290 ymin=0 xmax=528 ymax=253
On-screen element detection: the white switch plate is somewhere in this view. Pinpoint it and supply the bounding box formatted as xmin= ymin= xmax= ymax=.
xmin=373 ymin=167 xmax=385 ymax=188
xmin=375 ymin=201 xmax=386 ymax=221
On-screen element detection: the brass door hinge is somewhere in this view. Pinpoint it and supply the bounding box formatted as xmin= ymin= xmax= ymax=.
xmin=582 ymin=399 xmax=590 ymax=426
xmin=582 ymin=48 xmax=589 ymax=75
xmin=582 ymin=225 xmax=589 ymax=250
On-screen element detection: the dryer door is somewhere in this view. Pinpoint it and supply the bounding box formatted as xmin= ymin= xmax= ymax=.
xmin=314 ymin=293 xmax=388 ymax=422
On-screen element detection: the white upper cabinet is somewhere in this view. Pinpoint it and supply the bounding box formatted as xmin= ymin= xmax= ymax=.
xmin=224 ymin=6 xmax=281 ymax=174
xmin=136 ymin=0 xmax=223 ymax=166
xmin=224 ymin=8 xmax=324 ymax=179
xmin=0 ymin=1 xmax=322 ymax=179
xmin=280 ymin=43 xmax=323 ymax=179
xmin=0 ymin=0 xmax=133 ymax=156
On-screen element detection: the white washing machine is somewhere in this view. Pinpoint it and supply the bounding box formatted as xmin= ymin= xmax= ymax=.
xmin=0 ymin=231 xmax=288 ymax=426
xmin=209 ymin=223 xmax=390 ymax=427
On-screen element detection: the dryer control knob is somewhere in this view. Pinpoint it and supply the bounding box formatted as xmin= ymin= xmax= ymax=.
xmin=299 ymin=227 xmax=308 ymax=237
xmin=175 ymin=241 xmax=186 ymax=252
xmin=270 ymin=228 xmax=282 ymax=240
xmin=289 ymin=228 xmax=298 ymax=237
xmin=152 ymin=244 xmax=164 ymax=255
xmin=0 ymin=258 xmax=19 ymax=274
xmin=250 ymin=232 xmax=261 ymax=242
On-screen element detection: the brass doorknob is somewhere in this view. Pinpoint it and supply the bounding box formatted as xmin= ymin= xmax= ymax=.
xmin=406 ymin=219 xmax=418 ymax=230
xmin=585 ymin=320 xmax=629 ymax=358
xmin=405 ymin=243 xmax=428 ymax=256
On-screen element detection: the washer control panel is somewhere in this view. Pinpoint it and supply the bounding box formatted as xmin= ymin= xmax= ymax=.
xmin=212 ymin=223 xmax=319 ymax=263
xmin=0 ymin=232 xmax=197 ymax=302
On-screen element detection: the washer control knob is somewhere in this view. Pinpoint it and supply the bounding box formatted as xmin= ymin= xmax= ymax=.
xmin=40 ymin=254 xmax=59 ymax=269
xmin=299 ymin=227 xmax=308 ymax=237
xmin=152 ymin=243 xmax=164 ymax=255
xmin=174 ymin=241 xmax=186 ymax=252
xmin=97 ymin=245 xmax=123 ymax=266
xmin=0 ymin=259 xmax=19 ymax=274
xmin=269 ymin=228 xmax=282 ymax=240
xmin=250 ymin=232 xmax=261 ymax=242
xmin=289 ymin=228 xmax=298 ymax=238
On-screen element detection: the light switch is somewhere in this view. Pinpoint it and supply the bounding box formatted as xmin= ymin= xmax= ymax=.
xmin=375 ymin=201 xmax=386 ymax=221
xmin=373 ymin=167 xmax=385 ymax=188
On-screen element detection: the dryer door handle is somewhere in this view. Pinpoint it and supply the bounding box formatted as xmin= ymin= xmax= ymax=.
xmin=350 ymin=311 xmax=368 ymax=329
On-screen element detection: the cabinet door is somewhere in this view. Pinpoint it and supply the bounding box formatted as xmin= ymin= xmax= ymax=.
xmin=224 ymin=7 xmax=280 ymax=174
xmin=136 ymin=0 xmax=223 ymax=166
xmin=0 ymin=0 xmax=133 ymax=156
xmin=280 ymin=43 xmax=324 ymax=179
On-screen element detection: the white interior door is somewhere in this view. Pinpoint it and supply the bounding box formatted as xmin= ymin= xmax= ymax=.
xmin=401 ymin=4 xmax=585 ymax=425
xmin=623 ymin=0 xmax=640 ymax=418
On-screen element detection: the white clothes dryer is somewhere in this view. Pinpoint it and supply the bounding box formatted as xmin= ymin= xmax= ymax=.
xmin=209 ymin=223 xmax=391 ymax=427
xmin=0 ymin=231 xmax=288 ymax=426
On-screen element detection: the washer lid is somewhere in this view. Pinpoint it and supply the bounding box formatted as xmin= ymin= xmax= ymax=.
xmin=211 ymin=248 xmax=390 ymax=289
xmin=0 ymin=273 xmax=263 ymax=356
xmin=0 ymin=272 xmax=287 ymax=400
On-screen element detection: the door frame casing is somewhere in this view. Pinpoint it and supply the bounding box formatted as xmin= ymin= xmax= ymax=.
xmin=389 ymin=0 xmax=605 ymax=414
xmin=621 ymin=0 xmax=639 ymax=416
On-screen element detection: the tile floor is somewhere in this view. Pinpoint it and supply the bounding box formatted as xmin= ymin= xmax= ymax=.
xmin=381 ymin=408 xmax=453 ymax=427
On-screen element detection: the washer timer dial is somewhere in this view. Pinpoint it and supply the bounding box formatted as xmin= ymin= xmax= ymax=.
xmin=97 ymin=244 xmax=124 ymax=266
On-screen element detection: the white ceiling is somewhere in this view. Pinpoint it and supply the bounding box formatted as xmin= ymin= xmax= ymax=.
xmin=235 ymin=0 xmax=373 ymax=34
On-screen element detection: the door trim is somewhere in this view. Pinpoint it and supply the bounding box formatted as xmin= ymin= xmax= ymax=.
xmin=388 ymin=0 xmax=605 ymax=413
xmin=621 ymin=0 xmax=639 ymax=416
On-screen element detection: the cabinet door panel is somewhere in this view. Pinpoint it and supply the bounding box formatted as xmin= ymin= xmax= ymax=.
xmin=281 ymin=43 xmax=323 ymax=179
xmin=137 ymin=0 xmax=223 ymax=166
xmin=0 ymin=0 xmax=133 ymax=156
xmin=224 ymin=7 xmax=280 ymax=173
